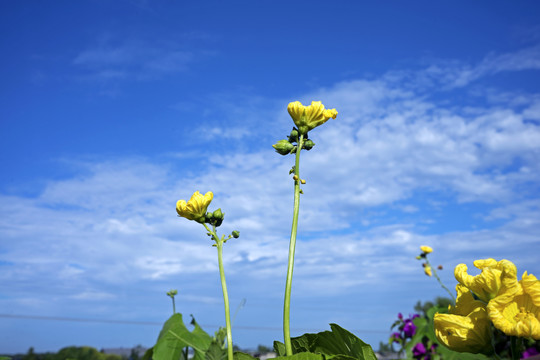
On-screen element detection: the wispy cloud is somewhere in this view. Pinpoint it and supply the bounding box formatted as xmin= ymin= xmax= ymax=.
xmin=73 ymin=37 xmax=198 ymax=81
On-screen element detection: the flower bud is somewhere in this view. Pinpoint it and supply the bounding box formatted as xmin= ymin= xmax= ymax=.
xmin=232 ymin=230 xmax=240 ymax=238
xmin=303 ymin=139 xmax=315 ymax=150
xmin=292 ymin=175 xmax=299 ymax=181
xmin=272 ymin=140 xmax=294 ymax=155
xmin=301 ymin=179 xmax=306 ymax=184
xmin=288 ymin=128 xmax=299 ymax=143
xmin=438 ymin=265 xmax=443 ymax=270
xmin=213 ymin=208 xmax=224 ymax=220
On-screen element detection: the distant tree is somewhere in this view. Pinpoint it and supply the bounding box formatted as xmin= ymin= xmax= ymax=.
xmin=376 ymin=341 xmax=392 ymax=354
xmin=256 ymin=345 xmax=272 ymax=354
xmin=414 ymin=296 xmax=452 ymax=317
xmin=23 ymin=347 xmax=37 ymax=360
xmin=54 ymin=347 xmax=122 ymax=360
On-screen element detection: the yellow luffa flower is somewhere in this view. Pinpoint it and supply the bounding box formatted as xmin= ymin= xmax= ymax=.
xmin=420 ymin=245 xmax=433 ymax=254
xmin=487 ymin=262 xmax=540 ymax=340
xmin=176 ymin=191 xmax=213 ymax=222
xmin=287 ymin=101 xmax=338 ymax=135
xmin=434 ymin=284 xmax=493 ymax=354
xmin=454 ymin=258 xmax=506 ymax=303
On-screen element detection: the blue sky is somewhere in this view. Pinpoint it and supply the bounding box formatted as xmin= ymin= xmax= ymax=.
xmin=1 ymin=0 xmax=540 ymax=354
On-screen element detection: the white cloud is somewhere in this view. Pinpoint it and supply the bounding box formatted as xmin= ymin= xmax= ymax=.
xmin=1 ymin=45 xmax=540 ymax=349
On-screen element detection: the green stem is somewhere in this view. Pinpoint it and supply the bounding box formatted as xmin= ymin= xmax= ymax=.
xmin=203 ymin=223 xmax=234 ymax=360
xmin=510 ymin=336 xmax=522 ymax=360
xmin=172 ymin=297 xmax=176 ymax=314
xmin=283 ymin=133 xmax=304 ymax=356
xmin=426 ymin=259 xmax=455 ymax=304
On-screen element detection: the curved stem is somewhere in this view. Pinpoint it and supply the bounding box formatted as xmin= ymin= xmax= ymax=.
xmin=426 ymin=259 xmax=455 ymax=304
xmin=283 ymin=134 xmax=304 ymax=356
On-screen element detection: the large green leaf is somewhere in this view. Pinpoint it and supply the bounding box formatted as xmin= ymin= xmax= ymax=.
xmin=233 ymin=352 xmax=259 ymax=360
xmin=273 ymin=324 xmax=376 ymax=360
xmin=153 ymin=313 xmax=213 ymax=360
xmin=274 ymin=352 xmax=324 ymax=360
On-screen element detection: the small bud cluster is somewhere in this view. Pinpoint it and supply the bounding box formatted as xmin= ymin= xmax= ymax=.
xmin=205 ymin=208 xmax=225 ymax=227
xmin=166 ymin=289 xmax=178 ymax=298
xmin=272 ymin=127 xmax=316 ymax=156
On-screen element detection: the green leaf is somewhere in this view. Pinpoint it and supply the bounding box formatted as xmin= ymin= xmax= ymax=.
xmin=315 ymin=324 xmax=377 ymax=360
xmin=141 ymin=347 xmax=153 ymax=360
xmin=233 ymin=352 xmax=259 ymax=360
xmin=153 ymin=313 xmax=212 ymax=360
xmin=274 ymin=324 xmax=376 ymax=360
xmin=205 ymin=342 xmax=227 ymax=360
xmin=274 ymin=352 xmax=324 ymax=360
xmin=273 ymin=341 xmax=286 ymax=356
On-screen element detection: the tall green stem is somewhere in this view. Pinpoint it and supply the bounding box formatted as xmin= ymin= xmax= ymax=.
xmin=217 ymin=240 xmax=234 ymax=360
xmin=204 ymin=224 xmax=234 ymax=360
xmin=283 ymin=134 xmax=304 ymax=356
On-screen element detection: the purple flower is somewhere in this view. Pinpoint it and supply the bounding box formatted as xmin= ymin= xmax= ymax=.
xmin=403 ymin=320 xmax=416 ymax=337
xmin=398 ymin=313 xmax=403 ymax=320
xmin=411 ymin=314 xmax=420 ymax=319
xmin=523 ymin=347 xmax=540 ymax=359
xmin=412 ymin=343 xmax=426 ymax=358
xmin=391 ymin=332 xmax=401 ymax=343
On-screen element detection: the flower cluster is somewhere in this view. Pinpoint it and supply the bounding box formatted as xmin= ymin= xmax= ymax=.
xmin=416 ymin=245 xmax=439 ymax=277
xmin=272 ymin=101 xmax=338 ymax=156
xmin=434 ymin=259 xmax=540 ymax=355
xmin=390 ymin=313 xmax=419 ymax=347
xmin=176 ymin=191 xmax=228 ymax=228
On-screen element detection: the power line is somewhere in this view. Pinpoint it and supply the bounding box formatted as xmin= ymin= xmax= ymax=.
xmin=0 ymin=313 xmax=389 ymax=334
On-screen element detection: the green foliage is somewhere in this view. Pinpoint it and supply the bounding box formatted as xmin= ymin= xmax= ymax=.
xmin=152 ymin=313 xmax=213 ymax=360
xmin=273 ymin=324 xmax=377 ymax=360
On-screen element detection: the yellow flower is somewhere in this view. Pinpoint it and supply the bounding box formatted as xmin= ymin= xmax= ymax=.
xmin=454 ymin=258 xmax=506 ymax=303
xmin=420 ymin=245 xmax=433 ymax=254
xmin=487 ymin=262 xmax=540 ymax=340
xmin=176 ymin=191 xmax=213 ymax=222
xmin=424 ymin=266 xmax=433 ymax=277
xmin=434 ymin=284 xmax=493 ymax=354
xmin=287 ymin=101 xmax=338 ymax=135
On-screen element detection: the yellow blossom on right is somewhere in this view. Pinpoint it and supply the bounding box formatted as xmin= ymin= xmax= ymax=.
xmin=487 ymin=264 xmax=540 ymax=340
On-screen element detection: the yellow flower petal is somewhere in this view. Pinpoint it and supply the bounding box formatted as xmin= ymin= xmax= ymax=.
xmin=176 ymin=191 xmax=213 ymax=222
xmin=287 ymin=101 xmax=338 ymax=135
xmin=454 ymin=258 xmax=508 ymax=302
xmin=420 ymin=245 xmax=433 ymax=254
xmin=487 ymin=269 xmax=540 ymax=340
xmin=434 ymin=284 xmax=493 ymax=354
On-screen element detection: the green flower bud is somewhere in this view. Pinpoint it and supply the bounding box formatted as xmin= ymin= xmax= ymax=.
xmin=213 ymin=208 xmax=224 ymax=220
xmin=272 ymin=140 xmax=294 ymax=155
xmin=232 ymin=230 xmax=240 ymax=238
xmin=303 ymin=139 xmax=315 ymax=150
xmin=288 ymin=128 xmax=299 ymax=143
